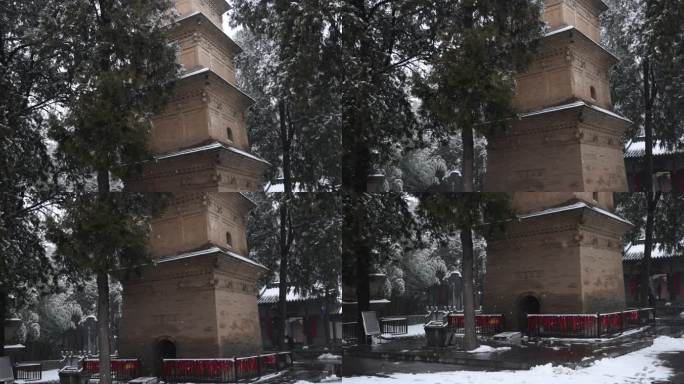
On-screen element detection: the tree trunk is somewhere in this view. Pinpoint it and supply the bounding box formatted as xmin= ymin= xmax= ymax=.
xmin=462 ymin=119 xmax=475 ymax=192
xmin=277 ymin=100 xmax=292 ymax=351
xmin=323 ymin=289 xmax=331 ymax=346
xmin=0 ymin=289 xmax=6 ymax=357
xmin=96 ymin=272 xmax=111 ymax=384
xmin=643 ymin=57 xmax=654 ymax=193
xmin=641 ymin=192 xmax=660 ymax=307
xmin=460 ymin=226 xmax=478 ymax=351
xmin=277 ymin=216 xmax=288 ymax=350
xmin=355 ymin=242 xmax=371 ymax=345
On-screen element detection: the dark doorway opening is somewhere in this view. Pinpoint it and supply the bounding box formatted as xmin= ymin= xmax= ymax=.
xmin=155 ymin=339 xmax=177 ymax=376
xmin=517 ymin=295 xmax=541 ymax=333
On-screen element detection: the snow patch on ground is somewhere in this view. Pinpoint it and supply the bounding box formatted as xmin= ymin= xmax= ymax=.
xmin=316 ymin=336 xmax=684 ymax=384
xmin=466 ymin=345 xmax=512 ymax=353
xmin=381 ymin=324 xmax=426 ymax=339
xmin=318 ymin=353 xmax=342 ymax=360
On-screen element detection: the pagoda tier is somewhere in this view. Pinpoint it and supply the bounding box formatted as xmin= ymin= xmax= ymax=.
xmin=172 ymin=11 xmax=242 ymax=86
xmin=486 ymin=101 xmax=630 ymax=192
xmin=173 ymin=0 xmax=230 ymax=30
xmin=148 ymin=192 xmax=254 ymax=259
xmin=513 ymin=27 xmax=617 ymax=113
xmin=544 ymin=0 xmax=607 ymax=43
xmin=119 ymin=246 xmax=266 ymax=371
xmin=125 ymin=140 xmax=270 ymax=193
xmin=483 ymin=198 xmax=632 ymax=331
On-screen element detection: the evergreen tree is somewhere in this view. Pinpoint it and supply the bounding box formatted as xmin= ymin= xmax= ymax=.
xmin=604 ymin=0 xmax=684 ymax=192
xmin=605 ymin=0 xmax=684 ymax=306
xmin=414 ymin=0 xmax=544 ymax=191
xmin=418 ymin=193 xmax=512 ymax=351
xmin=615 ymin=192 xmax=684 ymax=306
xmin=48 ymin=1 xmax=178 ymax=381
xmin=247 ymin=192 xmax=341 ymax=348
xmin=341 ymin=193 xmax=418 ymax=343
xmin=0 ymin=0 xmax=85 ymax=356
xmin=232 ymin=0 xmax=341 ymax=349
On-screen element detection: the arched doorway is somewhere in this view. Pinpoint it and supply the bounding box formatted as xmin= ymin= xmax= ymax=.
xmin=155 ymin=339 xmax=177 ymax=376
xmin=517 ymin=295 xmax=541 ymax=333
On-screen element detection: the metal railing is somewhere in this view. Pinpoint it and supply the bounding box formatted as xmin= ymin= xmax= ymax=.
xmin=14 ymin=363 xmax=42 ymax=381
xmin=527 ymin=308 xmax=656 ymax=339
xmin=82 ymin=359 xmax=140 ymax=381
xmin=342 ymin=322 xmax=359 ymax=341
xmin=447 ymin=314 xmax=504 ymax=335
xmin=162 ymin=352 xmax=293 ymax=384
xmin=380 ymin=317 xmax=408 ymax=335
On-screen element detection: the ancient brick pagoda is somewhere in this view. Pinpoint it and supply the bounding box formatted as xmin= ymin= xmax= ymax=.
xmin=485 ymin=0 xmax=631 ymax=193
xmin=483 ymin=193 xmax=632 ymax=331
xmin=482 ymin=0 xmax=634 ymax=333
xmin=119 ymin=0 xmax=268 ymax=373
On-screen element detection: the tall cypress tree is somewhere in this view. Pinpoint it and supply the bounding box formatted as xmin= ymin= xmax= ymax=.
xmin=0 ymin=0 xmax=85 ymax=355
xmin=232 ymin=0 xmax=341 ymax=349
xmin=604 ymin=0 xmax=684 ymax=305
xmin=48 ymin=1 xmax=178 ymax=381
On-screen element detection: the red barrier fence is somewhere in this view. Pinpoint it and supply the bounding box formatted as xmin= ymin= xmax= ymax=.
xmin=528 ymin=308 xmax=655 ymax=339
xmin=163 ymin=352 xmax=293 ymax=383
xmin=447 ymin=314 xmax=505 ymax=335
xmin=82 ymin=359 xmax=141 ymax=381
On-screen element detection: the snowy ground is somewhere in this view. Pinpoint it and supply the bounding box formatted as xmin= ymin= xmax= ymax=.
xmin=381 ymin=324 xmax=426 ymax=339
xmin=299 ymin=336 xmax=684 ymax=384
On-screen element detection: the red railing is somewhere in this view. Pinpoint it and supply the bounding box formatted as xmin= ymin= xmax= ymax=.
xmin=82 ymin=359 xmax=141 ymax=381
xmin=163 ymin=352 xmax=293 ymax=383
xmin=528 ymin=308 xmax=655 ymax=339
xmin=528 ymin=314 xmax=599 ymax=338
xmin=447 ymin=314 xmax=504 ymax=335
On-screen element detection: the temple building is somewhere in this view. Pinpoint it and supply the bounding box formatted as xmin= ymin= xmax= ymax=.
xmin=482 ymin=0 xmax=633 ymax=332
xmin=119 ymin=0 xmax=269 ymax=374
xmin=624 ymin=137 xmax=684 ymax=192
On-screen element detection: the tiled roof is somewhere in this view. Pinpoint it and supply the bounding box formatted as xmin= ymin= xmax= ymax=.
xmin=625 ymin=138 xmax=684 ymax=159
xmin=623 ymin=242 xmax=683 ymax=261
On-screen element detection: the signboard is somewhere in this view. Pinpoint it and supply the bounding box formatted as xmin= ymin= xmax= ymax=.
xmin=361 ymin=311 xmax=381 ymax=336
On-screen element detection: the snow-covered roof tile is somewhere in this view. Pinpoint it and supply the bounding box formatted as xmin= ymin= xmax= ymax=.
xmin=623 ymin=242 xmax=684 ymax=261
xmin=625 ymin=138 xmax=684 ymax=159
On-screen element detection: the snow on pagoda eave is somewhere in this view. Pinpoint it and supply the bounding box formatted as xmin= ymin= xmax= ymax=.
xmin=518 ymin=201 xmax=634 ymax=227
xmin=519 ymin=100 xmax=632 ymax=124
xmin=180 ymin=67 xmax=256 ymax=107
xmin=156 ymin=245 xmax=267 ymax=270
xmin=154 ymin=141 xmax=271 ymax=167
